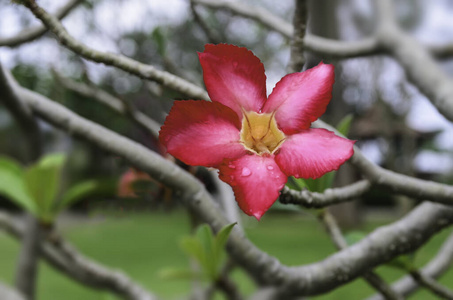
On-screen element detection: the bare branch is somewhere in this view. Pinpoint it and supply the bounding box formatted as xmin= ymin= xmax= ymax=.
xmin=0 ymin=0 xmax=83 ymax=48
xmin=279 ymin=180 xmax=371 ymax=208
xmin=21 ymin=0 xmax=209 ymax=101
xmin=0 ymin=62 xmax=42 ymax=160
xmin=12 ymin=83 xmax=453 ymax=296
xmin=0 ymin=62 xmax=43 ymax=300
xmin=367 ymin=232 xmax=453 ymax=300
xmin=192 ymin=0 xmax=293 ymax=38
xmin=376 ymin=0 xmax=453 ymax=122
xmin=318 ymin=210 xmax=403 ymax=300
xmin=0 ymin=211 xmax=158 ymax=300
xmin=287 ymin=0 xmax=308 ymax=73
xmin=304 ymin=35 xmax=381 ymax=58
xmin=193 ymin=0 xmax=382 ymax=59
xmin=409 ymin=269 xmax=453 ymax=299
xmin=190 ymin=1 xmax=222 ymax=44
xmin=53 ymin=72 xmax=161 ymax=138
xmin=312 ymin=120 xmax=453 ymax=205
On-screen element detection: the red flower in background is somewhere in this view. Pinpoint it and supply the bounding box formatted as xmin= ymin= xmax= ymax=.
xmin=159 ymin=44 xmax=355 ymax=220
xmin=118 ymin=168 xmax=152 ymax=198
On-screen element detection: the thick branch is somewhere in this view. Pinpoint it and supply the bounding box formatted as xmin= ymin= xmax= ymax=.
xmin=318 ymin=210 xmax=403 ymax=300
xmin=279 ymin=180 xmax=371 ymax=208
xmin=367 ymin=232 xmax=453 ymax=300
xmin=287 ymin=0 xmax=308 ymax=73
xmin=0 ymin=211 xmax=157 ymax=300
xmin=53 ymin=72 xmax=161 ymax=138
xmin=21 ymin=0 xmax=209 ymax=100
xmin=13 ymin=80 xmax=453 ymax=296
xmin=0 ymin=0 xmax=83 ymax=48
xmin=0 ymin=62 xmax=42 ymax=161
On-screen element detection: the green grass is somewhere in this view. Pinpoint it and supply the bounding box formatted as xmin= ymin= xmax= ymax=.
xmin=0 ymin=210 xmax=451 ymax=299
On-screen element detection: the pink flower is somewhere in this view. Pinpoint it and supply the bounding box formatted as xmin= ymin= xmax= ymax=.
xmin=159 ymin=44 xmax=355 ymax=220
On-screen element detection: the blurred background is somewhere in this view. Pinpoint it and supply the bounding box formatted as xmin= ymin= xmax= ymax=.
xmin=1 ymin=0 xmax=453 ymax=299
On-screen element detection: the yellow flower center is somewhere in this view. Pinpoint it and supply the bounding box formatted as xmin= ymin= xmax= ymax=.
xmin=240 ymin=111 xmax=286 ymax=155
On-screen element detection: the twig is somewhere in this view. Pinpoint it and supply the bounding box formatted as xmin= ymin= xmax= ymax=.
xmin=53 ymin=71 xmax=161 ymax=138
xmin=409 ymin=269 xmax=453 ymax=300
xmin=375 ymin=0 xmax=453 ymax=122
xmin=367 ymin=232 xmax=453 ymax=300
xmin=287 ymin=0 xmax=308 ymax=73
xmin=318 ymin=210 xmax=403 ymax=300
xmin=0 ymin=0 xmax=83 ymax=48
xmin=20 ymin=0 xmax=208 ymax=101
xmin=190 ymin=1 xmax=221 ymax=44
xmin=193 ymin=0 xmax=382 ymax=58
xmin=312 ymin=120 xmax=453 ymax=205
xmin=0 ymin=211 xmax=158 ymax=300
xmin=279 ymin=180 xmax=371 ymax=208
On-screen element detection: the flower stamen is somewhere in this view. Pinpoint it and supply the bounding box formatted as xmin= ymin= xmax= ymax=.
xmin=239 ymin=111 xmax=286 ymax=155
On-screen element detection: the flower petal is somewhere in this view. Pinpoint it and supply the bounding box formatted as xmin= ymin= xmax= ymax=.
xmin=263 ymin=62 xmax=335 ymax=134
xmin=159 ymin=100 xmax=246 ymax=167
xmin=275 ymin=128 xmax=355 ymax=179
xmin=198 ymin=44 xmax=267 ymax=118
xmin=218 ymin=154 xmax=287 ymax=220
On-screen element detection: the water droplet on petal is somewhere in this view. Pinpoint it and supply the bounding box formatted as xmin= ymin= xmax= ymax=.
xmin=228 ymin=163 xmax=236 ymax=169
xmin=266 ymin=165 xmax=274 ymax=171
xmin=241 ymin=167 xmax=252 ymax=177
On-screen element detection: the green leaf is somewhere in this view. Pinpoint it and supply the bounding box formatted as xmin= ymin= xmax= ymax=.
xmin=180 ymin=236 xmax=205 ymax=266
xmin=58 ymin=179 xmax=113 ymax=212
xmin=386 ymin=254 xmax=415 ymax=271
xmin=214 ymin=223 xmax=236 ymax=252
xmin=151 ymin=27 xmax=166 ymax=57
xmin=336 ymin=114 xmax=354 ymax=137
xmin=212 ymin=223 xmax=236 ymax=276
xmin=343 ymin=231 xmax=367 ymax=246
xmin=289 ymin=171 xmax=336 ymax=193
xmin=158 ymin=268 xmax=200 ymax=280
xmin=195 ymin=224 xmax=216 ymax=279
xmin=0 ymin=157 xmax=38 ymax=214
xmin=24 ymin=153 xmax=67 ymax=220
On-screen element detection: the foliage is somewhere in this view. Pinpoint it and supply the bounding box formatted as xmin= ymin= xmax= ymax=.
xmin=0 ymin=154 xmax=113 ymax=223
xmin=160 ymin=222 xmax=236 ymax=282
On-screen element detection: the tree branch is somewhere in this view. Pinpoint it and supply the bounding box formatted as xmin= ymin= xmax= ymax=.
xmin=318 ymin=210 xmax=403 ymax=300
xmin=12 ymin=78 xmax=453 ymax=296
xmin=375 ymin=0 xmax=453 ymax=122
xmin=286 ymin=0 xmax=308 ymax=73
xmin=367 ymin=232 xmax=453 ymax=300
xmin=20 ymin=0 xmax=209 ymax=101
xmin=0 ymin=0 xmax=83 ymax=48
xmin=312 ymin=120 xmax=453 ymax=205
xmin=279 ymin=180 xmax=371 ymax=208
xmin=190 ymin=0 xmax=221 ymax=44
xmin=0 ymin=211 xmax=158 ymax=300
xmin=53 ymin=71 xmax=161 ymax=138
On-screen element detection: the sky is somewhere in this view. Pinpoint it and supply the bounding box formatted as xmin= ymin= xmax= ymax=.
xmin=0 ymin=0 xmax=452 ymax=174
